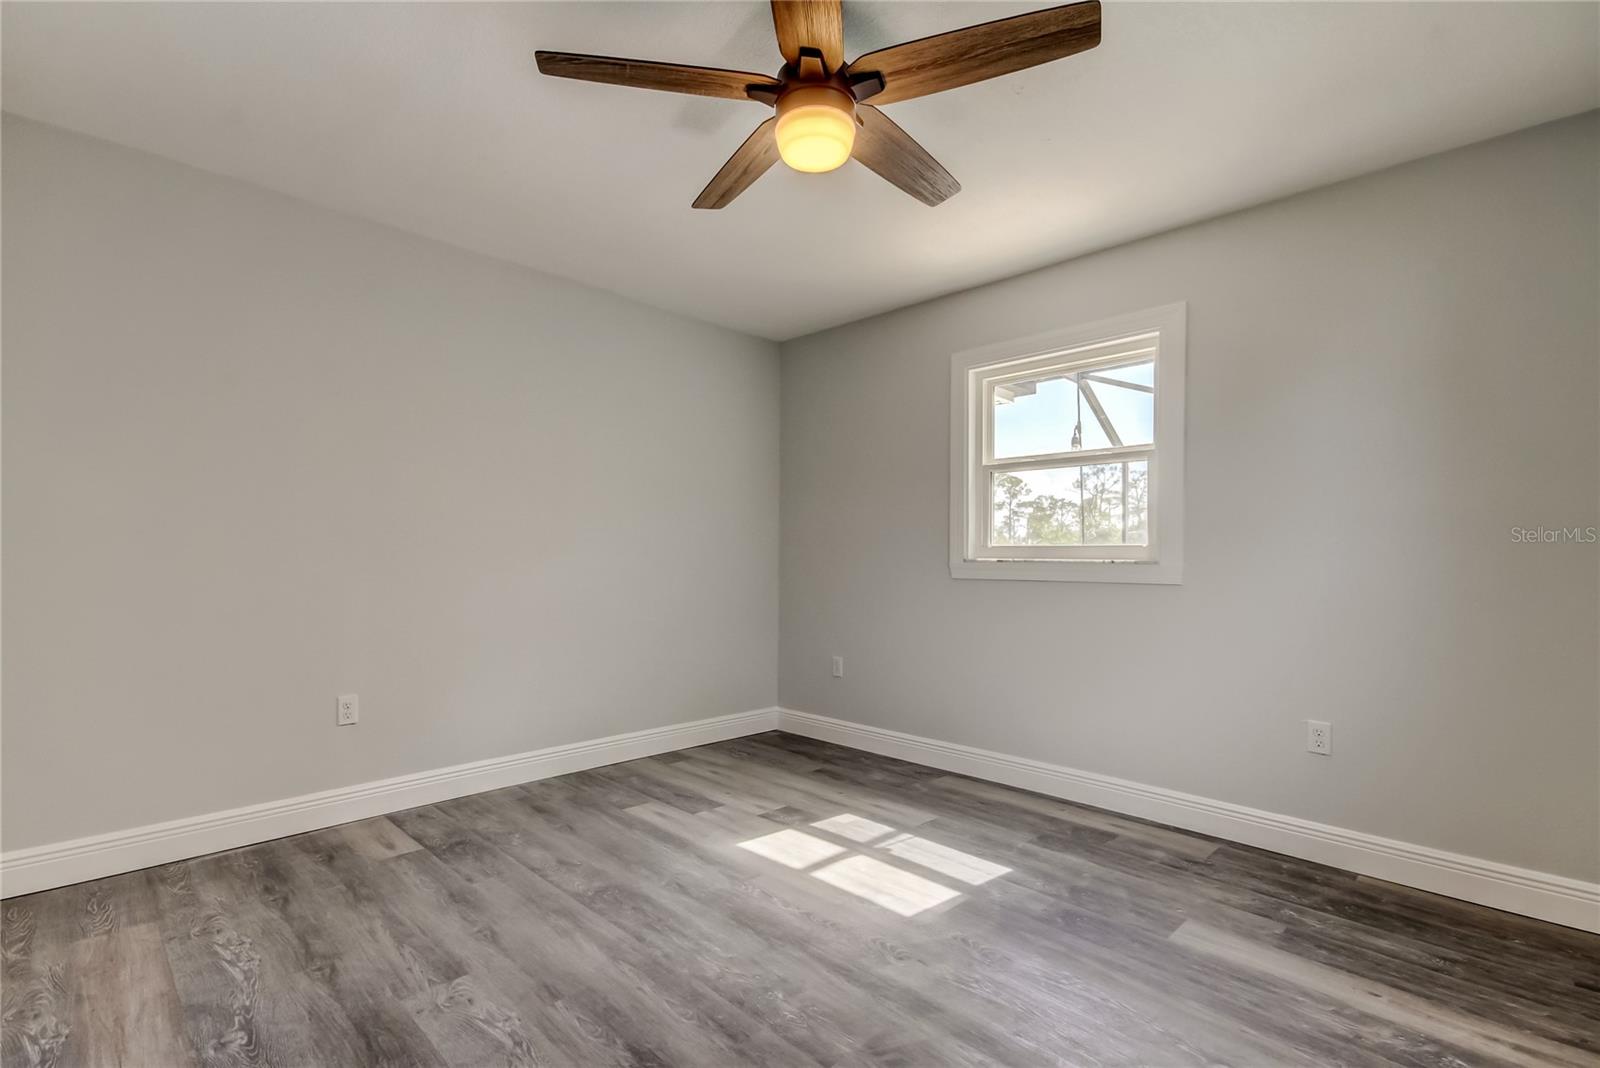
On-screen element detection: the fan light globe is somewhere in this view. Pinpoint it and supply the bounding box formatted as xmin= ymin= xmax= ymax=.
xmin=775 ymin=86 xmax=856 ymax=173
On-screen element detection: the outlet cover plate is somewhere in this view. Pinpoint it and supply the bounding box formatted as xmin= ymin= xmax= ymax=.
xmin=1306 ymin=719 xmax=1330 ymax=755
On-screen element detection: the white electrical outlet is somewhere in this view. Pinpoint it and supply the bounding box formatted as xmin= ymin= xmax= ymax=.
xmin=832 ymin=656 xmax=845 ymax=678
xmin=337 ymin=693 xmax=360 ymax=726
xmin=1306 ymin=719 xmax=1330 ymax=755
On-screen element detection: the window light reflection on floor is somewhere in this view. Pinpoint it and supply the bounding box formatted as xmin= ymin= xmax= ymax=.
xmin=811 ymin=855 xmax=961 ymax=916
xmin=877 ymin=833 xmax=1011 ymax=885
xmin=736 ymin=828 xmax=846 ymax=869
xmin=736 ymin=813 xmax=1010 ymax=917
xmin=809 ymin=813 xmax=895 ymax=843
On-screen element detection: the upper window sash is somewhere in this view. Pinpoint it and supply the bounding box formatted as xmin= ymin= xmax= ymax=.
xmin=980 ymin=346 xmax=1158 ymax=466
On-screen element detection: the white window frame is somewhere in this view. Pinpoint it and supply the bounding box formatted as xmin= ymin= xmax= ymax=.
xmin=950 ymin=303 xmax=1185 ymax=584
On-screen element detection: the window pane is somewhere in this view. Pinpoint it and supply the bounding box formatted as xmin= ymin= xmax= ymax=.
xmin=1096 ymin=361 xmax=1153 ymax=388
xmin=1125 ymin=460 xmax=1149 ymax=544
xmin=992 ymin=375 xmax=1080 ymax=458
xmin=1080 ymin=361 xmax=1154 ymax=448
xmin=992 ymin=468 xmax=1082 ymax=545
xmin=992 ymin=360 xmax=1154 ymax=458
xmin=991 ymin=460 xmax=1149 ymax=547
xmin=1080 ymin=463 xmax=1125 ymax=544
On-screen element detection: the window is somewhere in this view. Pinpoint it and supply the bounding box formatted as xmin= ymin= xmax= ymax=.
xmin=950 ymin=303 xmax=1185 ymax=583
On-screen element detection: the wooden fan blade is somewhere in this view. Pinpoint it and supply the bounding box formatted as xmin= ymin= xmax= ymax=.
xmin=535 ymin=51 xmax=780 ymax=102
xmin=845 ymin=0 xmax=1100 ymax=105
xmin=851 ymin=105 xmax=959 ymax=206
xmin=693 ymin=118 xmax=781 ymax=209
xmin=771 ymin=0 xmax=845 ymax=72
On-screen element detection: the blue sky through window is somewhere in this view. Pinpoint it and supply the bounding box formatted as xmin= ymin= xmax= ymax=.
xmin=993 ymin=361 xmax=1154 ymax=459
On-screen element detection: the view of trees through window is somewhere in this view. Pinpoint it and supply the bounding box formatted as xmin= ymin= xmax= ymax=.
xmin=991 ymin=461 xmax=1149 ymax=546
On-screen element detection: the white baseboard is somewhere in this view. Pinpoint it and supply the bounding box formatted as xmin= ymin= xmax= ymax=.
xmin=0 ymin=707 xmax=781 ymax=898
xmin=776 ymin=708 xmax=1600 ymax=934
xmin=8 ymin=704 xmax=1595 ymax=934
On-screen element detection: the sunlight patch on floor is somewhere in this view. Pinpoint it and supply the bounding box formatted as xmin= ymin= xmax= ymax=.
xmin=736 ymin=828 xmax=847 ymax=869
xmin=811 ymin=855 xmax=962 ymax=917
xmin=810 ymin=813 xmax=895 ymax=843
xmin=877 ymin=833 xmax=1011 ymax=885
xmin=738 ymin=812 xmax=1012 ymax=917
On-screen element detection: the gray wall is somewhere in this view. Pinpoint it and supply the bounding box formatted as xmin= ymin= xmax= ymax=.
xmin=2 ymin=115 xmax=780 ymax=851
xmin=6 ymin=110 xmax=1597 ymax=883
xmin=779 ymin=113 xmax=1599 ymax=881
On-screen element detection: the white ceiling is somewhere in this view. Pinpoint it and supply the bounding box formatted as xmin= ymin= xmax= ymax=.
xmin=4 ymin=2 xmax=1596 ymax=340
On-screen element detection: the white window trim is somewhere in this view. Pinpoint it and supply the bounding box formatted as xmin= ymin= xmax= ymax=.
xmin=949 ymin=303 xmax=1186 ymax=584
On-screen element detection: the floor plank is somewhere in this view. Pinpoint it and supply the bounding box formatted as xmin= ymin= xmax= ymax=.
xmin=3 ymin=731 xmax=1596 ymax=1067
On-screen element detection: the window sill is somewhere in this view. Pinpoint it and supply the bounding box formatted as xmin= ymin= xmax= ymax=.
xmin=950 ymin=558 xmax=1183 ymax=584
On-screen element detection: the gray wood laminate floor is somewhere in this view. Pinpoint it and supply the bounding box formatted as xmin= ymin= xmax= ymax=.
xmin=4 ymin=732 xmax=1597 ymax=1067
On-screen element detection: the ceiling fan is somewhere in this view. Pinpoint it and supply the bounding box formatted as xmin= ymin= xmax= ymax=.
xmin=535 ymin=0 xmax=1101 ymax=209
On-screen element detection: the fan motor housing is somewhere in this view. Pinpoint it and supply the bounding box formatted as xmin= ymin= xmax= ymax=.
xmin=776 ymin=83 xmax=857 ymax=123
